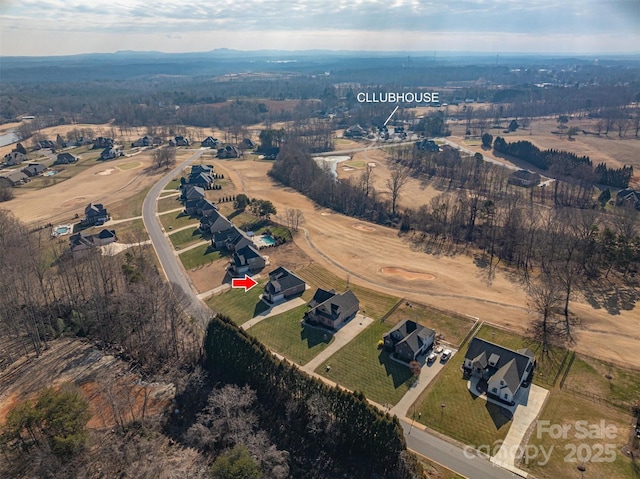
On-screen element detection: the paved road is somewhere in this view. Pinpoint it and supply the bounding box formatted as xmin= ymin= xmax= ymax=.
xmin=401 ymin=420 xmax=523 ymax=479
xmin=141 ymin=149 xmax=210 ymax=321
xmin=142 ymin=149 xmax=526 ymax=479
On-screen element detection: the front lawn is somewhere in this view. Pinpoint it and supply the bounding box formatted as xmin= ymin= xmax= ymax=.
xmin=159 ymin=211 xmax=200 ymax=231
xmin=206 ymin=279 xmax=269 ymax=325
xmin=157 ymin=195 xmax=181 ymax=213
xmin=316 ymin=321 xmax=415 ymax=406
xmin=179 ymin=244 xmax=225 ymax=270
xmin=169 ymin=226 xmax=206 ymax=249
xmin=248 ymin=305 xmax=334 ymax=365
xmin=412 ymin=340 xmax=513 ymax=450
xmin=525 ymin=390 xmax=634 ymax=479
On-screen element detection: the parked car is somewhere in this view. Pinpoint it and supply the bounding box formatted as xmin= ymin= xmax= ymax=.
xmin=435 ymin=345 xmax=444 ymax=354
xmin=427 ymin=352 xmax=437 ymax=364
xmin=441 ymin=349 xmax=452 ymax=362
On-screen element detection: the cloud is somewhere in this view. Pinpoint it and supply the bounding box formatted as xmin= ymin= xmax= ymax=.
xmin=1 ymin=0 xmax=639 ymax=55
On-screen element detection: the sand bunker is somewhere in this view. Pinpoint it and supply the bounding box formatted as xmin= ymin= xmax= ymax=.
xmin=97 ymin=168 xmax=115 ymax=176
xmin=320 ymin=212 xmax=332 ymax=216
xmin=342 ymin=166 xmax=355 ymax=172
xmin=368 ymin=162 xmax=377 ymax=167
xmin=381 ymin=267 xmax=435 ymax=281
xmin=352 ymin=223 xmax=375 ymax=233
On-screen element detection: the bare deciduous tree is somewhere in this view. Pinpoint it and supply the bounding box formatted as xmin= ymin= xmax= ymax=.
xmin=386 ymin=166 xmax=410 ymax=216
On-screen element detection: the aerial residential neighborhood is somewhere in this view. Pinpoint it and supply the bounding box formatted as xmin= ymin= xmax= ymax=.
xmin=1 ymin=4 xmax=639 ymax=478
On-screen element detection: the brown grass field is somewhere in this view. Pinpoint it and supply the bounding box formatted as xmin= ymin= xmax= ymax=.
xmin=219 ymin=155 xmax=640 ymax=368
xmin=3 ymin=118 xmax=639 ymax=370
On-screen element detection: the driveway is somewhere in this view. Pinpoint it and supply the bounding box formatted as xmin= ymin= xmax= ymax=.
xmin=391 ymin=349 xmax=457 ymax=418
xmin=301 ymin=313 xmax=373 ymax=373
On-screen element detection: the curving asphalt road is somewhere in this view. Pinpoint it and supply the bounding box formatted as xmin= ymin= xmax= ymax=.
xmin=142 ymin=149 xmax=525 ymax=479
xmin=141 ymin=149 xmax=210 ymax=321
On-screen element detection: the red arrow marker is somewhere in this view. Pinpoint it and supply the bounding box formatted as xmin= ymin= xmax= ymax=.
xmin=231 ymin=274 xmax=258 ymax=292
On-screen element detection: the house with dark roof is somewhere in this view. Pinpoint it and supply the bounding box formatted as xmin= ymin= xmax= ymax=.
xmin=228 ymin=244 xmax=266 ymax=276
xmin=81 ymin=203 xmax=109 ymax=226
xmin=226 ymin=230 xmax=253 ymax=252
xmin=239 ymin=138 xmax=255 ymax=149
xmin=383 ymin=319 xmax=435 ymax=362
xmin=187 ymin=171 xmax=215 ymax=189
xmin=21 ymin=163 xmax=47 ymax=177
xmin=54 ymin=152 xmax=77 ymax=165
xmin=262 ymin=267 xmax=306 ymax=304
xmin=191 ymin=164 xmax=214 ymax=175
xmin=174 ymin=136 xmax=190 ymax=147
xmin=93 ymin=137 xmax=114 ymax=149
xmin=180 ymin=185 xmax=206 ymax=202
xmin=199 ymin=210 xmax=232 ymax=235
xmin=213 ymin=226 xmax=243 ymax=249
xmin=3 ymin=151 xmax=27 ymax=166
xmin=463 ymin=337 xmax=535 ymax=405
xmin=69 ymin=229 xmax=117 ymax=254
xmin=131 ymin=136 xmax=152 ymax=147
xmin=100 ymin=147 xmax=121 ymax=161
xmin=615 ymin=188 xmax=640 ymax=210
xmin=197 ymin=199 xmax=218 ymax=217
xmin=201 ymin=137 xmax=219 ymax=148
xmin=0 ymin=170 xmax=28 ymax=187
xmin=217 ymin=145 xmax=240 ymax=159
xmin=415 ymin=139 xmax=440 ymax=152
xmin=508 ymin=170 xmax=541 ymax=188
xmin=37 ymin=139 xmax=56 ymax=150
xmin=304 ymin=288 xmax=359 ymax=330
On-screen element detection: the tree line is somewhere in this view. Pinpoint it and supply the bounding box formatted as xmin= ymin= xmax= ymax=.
xmin=493 ymin=137 xmax=633 ymax=188
xmin=203 ymin=314 xmax=419 ymax=479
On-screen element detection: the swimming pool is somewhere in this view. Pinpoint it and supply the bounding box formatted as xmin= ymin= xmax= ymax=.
xmin=261 ymin=235 xmax=276 ymax=246
xmin=52 ymin=224 xmax=72 ymax=237
xmin=56 ymin=226 xmax=70 ymax=234
xmin=44 ymin=170 xmax=58 ymax=176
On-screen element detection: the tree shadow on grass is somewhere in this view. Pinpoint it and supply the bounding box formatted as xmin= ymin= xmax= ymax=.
xmin=582 ymin=280 xmax=639 ymax=315
xmin=378 ymin=350 xmax=413 ymax=388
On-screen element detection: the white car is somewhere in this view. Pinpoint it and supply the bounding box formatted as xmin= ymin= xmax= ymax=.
xmin=441 ymin=349 xmax=452 ymax=362
xmin=427 ymin=352 xmax=437 ymax=364
xmin=435 ymin=345 xmax=444 ymax=354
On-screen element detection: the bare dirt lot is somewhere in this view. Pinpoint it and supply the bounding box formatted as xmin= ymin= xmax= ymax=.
xmin=0 ymin=338 xmax=174 ymax=429
xmin=218 ymin=156 xmax=640 ymax=368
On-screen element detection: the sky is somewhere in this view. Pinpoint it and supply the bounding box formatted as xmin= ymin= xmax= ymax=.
xmin=1 ymin=0 xmax=639 ymax=56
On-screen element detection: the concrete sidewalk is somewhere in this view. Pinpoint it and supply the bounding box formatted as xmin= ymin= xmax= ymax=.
xmin=302 ymin=314 xmax=373 ymax=374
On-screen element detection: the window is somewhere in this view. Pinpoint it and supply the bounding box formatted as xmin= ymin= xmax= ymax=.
xmin=504 ymin=393 xmax=508 ymax=399
xmin=492 ymin=388 xmax=497 ymax=393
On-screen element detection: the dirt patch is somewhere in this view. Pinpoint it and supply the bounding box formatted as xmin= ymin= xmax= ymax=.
xmin=352 ymin=223 xmax=375 ymax=232
xmin=381 ymin=267 xmax=436 ymax=281
xmin=0 ymin=338 xmax=174 ymax=428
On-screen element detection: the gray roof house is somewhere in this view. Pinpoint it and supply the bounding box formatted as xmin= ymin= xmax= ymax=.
xmin=262 ymin=267 xmax=306 ymax=304
xmin=213 ymin=226 xmax=243 ymax=249
xmin=0 ymin=170 xmax=28 ymax=187
xmin=82 ymin=202 xmax=109 ymax=226
xmin=191 ymin=164 xmax=214 ymax=175
xmin=201 ymin=137 xmax=219 ymax=148
xmin=200 ymin=210 xmax=232 ymax=235
xmin=228 ymin=244 xmax=266 ymax=276
xmin=616 ymin=188 xmax=640 ymax=210
xmin=180 ymin=185 xmax=206 ymax=202
xmin=3 ymin=151 xmax=27 ymax=166
xmin=463 ymin=337 xmax=535 ymax=405
xmin=21 ymin=163 xmax=47 ymax=177
xmin=100 ymin=147 xmax=121 ymax=161
xmin=69 ymin=229 xmax=117 ymax=254
xmin=217 ymin=145 xmax=240 ymax=159
xmin=187 ymin=171 xmax=215 ymax=189
xmin=383 ymin=320 xmax=435 ymax=362
xmin=304 ymin=288 xmax=359 ymax=330
xmin=54 ymin=152 xmax=77 ymax=165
